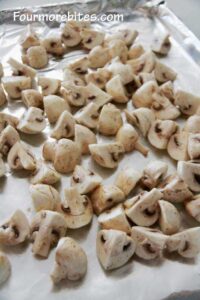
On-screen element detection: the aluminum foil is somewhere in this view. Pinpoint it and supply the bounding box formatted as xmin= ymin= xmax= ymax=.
xmin=1 ymin=1 xmax=200 ymax=299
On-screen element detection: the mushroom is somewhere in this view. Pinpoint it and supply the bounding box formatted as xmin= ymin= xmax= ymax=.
xmin=31 ymin=210 xmax=67 ymax=258
xmin=84 ymin=83 xmax=112 ymax=109
xmin=154 ymin=61 xmax=177 ymax=83
xmin=96 ymin=229 xmax=135 ymax=270
xmin=175 ymin=90 xmax=200 ymax=116
xmin=17 ymin=107 xmax=46 ymax=134
xmin=148 ymin=119 xmax=178 ymax=149
xmin=30 ymin=184 xmax=60 ymax=212
xmin=89 ymin=142 xmax=124 ymax=169
xmin=98 ymin=204 xmax=131 ymax=233
xmin=159 ymin=173 xmax=193 ymax=203
xmin=51 ymin=111 xmax=75 ymax=140
xmin=69 ymin=56 xmax=89 ymax=76
xmin=8 ymin=141 xmax=36 ymax=171
xmin=51 ymin=237 xmax=87 ymax=284
xmin=116 ymin=124 xmax=149 ymax=156
xmin=177 ymin=160 xmax=200 ymax=192
xmin=127 ymin=51 xmax=155 ymax=74
xmin=108 ymin=39 xmax=128 ymax=63
xmin=159 ymin=81 xmax=175 ymax=103
xmin=188 ymin=133 xmax=200 ymax=159
xmin=167 ymin=130 xmax=189 ymax=161
xmin=43 ymin=95 xmax=70 ymax=124
xmin=184 ymin=115 xmax=200 ymax=134
xmin=43 ymin=139 xmax=81 ymax=174
xmin=105 ymin=29 xmax=138 ymax=46
xmin=0 ymin=155 xmax=6 ymax=177
xmin=131 ymin=227 xmax=167 ymax=260
xmin=185 ymin=194 xmax=200 ymax=222
xmin=19 ymin=25 xmax=40 ymax=49
xmin=125 ymin=107 xmax=155 ymax=137
xmin=132 ymin=80 xmax=158 ymax=108
xmin=75 ymin=103 xmax=99 ymax=129
xmin=59 ymin=187 xmax=93 ymax=229
xmin=61 ymin=82 xmax=86 ymax=107
xmin=2 ymin=76 xmax=31 ymax=99
xmin=0 ymin=210 xmax=30 ymax=245
xmin=80 ymin=28 xmax=105 ymax=49
xmin=152 ymin=33 xmax=171 ymax=55
xmin=166 ymin=227 xmax=200 ymax=258
xmin=90 ymin=184 xmax=125 ymax=215
xmin=30 ymin=160 xmax=61 ymax=185
xmin=141 ymin=160 xmax=168 ymax=189
xmin=0 ymin=252 xmax=11 ymax=285
xmin=151 ymin=92 xmax=180 ymax=120
xmin=38 ymin=77 xmax=61 ymax=96
xmin=61 ymin=21 xmax=87 ymax=47
xmin=114 ymin=168 xmax=142 ymax=197
xmin=63 ymin=68 xmax=85 ymax=86
xmin=22 ymin=89 xmax=43 ymax=108
xmin=8 ymin=58 xmax=36 ymax=78
xmin=71 ymin=165 xmax=102 ymax=194
xmin=106 ymin=57 xmax=134 ymax=84
xmin=74 ymin=124 xmax=97 ymax=154
xmin=0 ymin=85 xmax=7 ymax=107
xmin=22 ymin=45 xmax=48 ymax=69
xmin=105 ymin=75 xmax=128 ymax=104
xmin=0 ymin=125 xmax=20 ymax=156
xmin=41 ymin=35 xmax=65 ymax=56
xmin=124 ymin=188 xmax=162 ymax=226
xmin=85 ymin=68 xmax=112 ymax=89
xmin=98 ymin=103 xmax=123 ymax=136
xmin=0 ymin=112 xmax=19 ymax=133
xmin=158 ymin=200 xmax=181 ymax=235
xmin=137 ymin=72 xmax=156 ymax=86
xmin=128 ymin=44 xmax=145 ymax=59
xmin=88 ymin=45 xmax=110 ymax=68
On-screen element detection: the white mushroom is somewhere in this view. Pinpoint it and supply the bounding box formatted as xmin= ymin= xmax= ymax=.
xmin=61 ymin=82 xmax=86 ymax=107
xmin=98 ymin=103 xmax=123 ymax=136
xmin=137 ymin=72 xmax=156 ymax=86
xmin=80 ymin=28 xmax=105 ymax=49
xmin=38 ymin=77 xmax=61 ymax=96
xmin=43 ymin=95 xmax=70 ymax=124
xmin=51 ymin=111 xmax=75 ymax=140
xmin=175 ymin=90 xmax=200 ymax=116
xmin=90 ymin=184 xmax=125 ymax=215
xmin=89 ymin=142 xmax=124 ymax=169
xmin=0 ymin=155 xmax=6 ymax=177
xmin=22 ymin=89 xmax=43 ymax=108
xmin=0 ymin=210 xmax=30 ymax=245
xmin=132 ymin=80 xmax=158 ymax=108
xmin=75 ymin=103 xmax=99 ymax=129
xmin=8 ymin=58 xmax=36 ymax=78
xmin=61 ymin=21 xmax=87 ymax=47
xmin=105 ymin=75 xmax=128 ymax=104
xmin=88 ymin=45 xmax=110 ymax=68
xmin=188 ymin=133 xmax=200 ymax=160
xmin=151 ymin=92 xmax=180 ymax=120
xmin=105 ymin=29 xmax=138 ymax=46
xmin=30 ymin=160 xmax=61 ymax=185
xmin=141 ymin=160 xmax=168 ymax=189
xmin=85 ymin=69 xmax=112 ymax=89
xmin=0 ymin=113 xmax=19 ymax=133
xmin=184 ymin=115 xmax=200 ymax=133
xmin=63 ymin=68 xmax=85 ymax=86
xmin=152 ymin=33 xmax=171 ymax=55
xmin=185 ymin=194 xmax=200 ymax=222
xmin=69 ymin=56 xmax=89 ymax=76
xmin=2 ymin=76 xmax=31 ymax=99
xmin=74 ymin=124 xmax=97 ymax=154
xmin=0 ymin=85 xmax=7 ymax=107
xmin=159 ymin=81 xmax=175 ymax=103
xmin=128 ymin=44 xmax=145 ymax=59
xmin=124 ymin=188 xmax=162 ymax=226
xmin=177 ymin=160 xmax=200 ymax=192
xmin=154 ymin=61 xmax=177 ymax=83
xmin=96 ymin=229 xmax=135 ymax=270
xmin=41 ymin=35 xmax=65 ymax=56
xmin=167 ymin=130 xmax=189 ymax=161
xmin=0 ymin=252 xmax=11 ymax=285
xmin=0 ymin=125 xmax=20 ymax=156
xmin=158 ymin=200 xmax=181 ymax=235
xmin=31 ymin=210 xmax=67 ymax=258
xmin=114 ymin=168 xmax=142 ymax=197
xmin=23 ymin=46 xmax=48 ymax=69
xmin=84 ymin=83 xmax=112 ymax=108
xmin=106 ymin=57 xmax=134 ymax=84
xmin=127 ymin=51 xmax=155 ymax=74
xmin=51 ymin=237 xmax=87 ymax=284
xmin=19 ymin=25 xmax=40 ymax=49
xmin=108 ymin=39 xmax=128 ymax=63
xmin=17 ymin=107 xmax=46 ymax=134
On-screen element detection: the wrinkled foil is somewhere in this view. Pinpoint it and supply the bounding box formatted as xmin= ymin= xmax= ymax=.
xmin=1 ymin=1 xmax=200 ymax=300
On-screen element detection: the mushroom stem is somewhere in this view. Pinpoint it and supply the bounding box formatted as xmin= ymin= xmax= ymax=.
xmin=135 ymin=141 xmax=149 ymax=156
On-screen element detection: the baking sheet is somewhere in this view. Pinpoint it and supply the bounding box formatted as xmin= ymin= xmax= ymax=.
xmin=1 ymin=1 xmax=200 ymax=299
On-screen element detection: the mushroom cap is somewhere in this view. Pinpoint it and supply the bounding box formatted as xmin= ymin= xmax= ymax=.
xmin=61 ymin=82 xmax=86 ymax=107
xmin=158 ymin=200 xmax=181 ymax=235
xmin=127 ymin=51 xmax=155 ymax=74
xmin=75 ymin=102 xmax=99 ymax=129
xmin=175 ymin=90 xmax=200 ymax=116
xmin=154 ymin=60 xmax=177 ymax=83
xmin=116 ymin=124 xmax=138 ymax=153
xmin=2 ymin=76 xmax=31 ymax=99
xmin=177 ymin=160 xmax=200 ymax=192
xmin=80 ymin=28 xmax=105 ymax=50
xmin=88 ymin=45 xmax=110 ymax=68
xmin=187 ymin=133 xmax=200 ymax=160
xmin=108 ymin=39 xmax=128 ymax=63
xmin=17 ymin=107 xmax=46 ymax=134
xmin=185 ymin=195 xmax=200 ymax=222
xmin=0 ymin=252 xmax=11 ymax=285
xmin=105 ymin=75 xmax=128 ymax=104
xmin=107 ymin=57 xmax=134 ymax=84
xmin=98 ymin=103 xmax=123 ymax=136
xmin=132 ymin=80 xmax=158 ymax=108
xmin=167 ymin=130 xmax=189 ymax=161
xmin=114 ymin=168 xmax=142 ymax=196
xmin=26 ymin=46 xmax=48 ymax=69
xmin=51 ymin=111 xmax=75 ymax=140
xmin=30 ymin=160 xmax=61 ymax=185
xmin=74 ymin=124 xmax=97 ymax=154
xmin=184 ymin=115 xmax=200 ymax=134
xmin=141 ymin=160 xmax=168 ymax=189
xmin=43 ymin=95 xmax=70 ymax=124
xmin=38 ymin=77 xmax=61 ymax=96
xmin=0 ymin=113 xmax=19 ymax=133
xmin=0 ymin=125 xmax=20 ymax=156
xmin=21 ymin=89 xmax=43 ymax=108
xmin=41 ymin=35 xmax=64 ymax=56
xmin=85 ymin=68 xmax=111 ymax=89
xmin=61 ymin=21 xmax=84 ymax=47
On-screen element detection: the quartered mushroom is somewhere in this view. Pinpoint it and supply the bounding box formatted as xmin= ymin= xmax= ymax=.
xmin=132 ymin=80 xmax=158 ymax=108
xmin=159 ymin=81 xmax=175 ymax=103
xmin=41 ymin=35 xmax=65 ymax=56
xmin=30 ymin=160 xmax=61 ymax=185
xmin=85 ymin=68 xmax=112 ymax=89
xmin=175 ymin=90 xmax=200 ymax=116
xmin=141 ymin=160 xmax=168 ymax=190
xmin=106 ymin=57 xmax=134 ymax=84
xmin=51 ymin=111 xmax=75 ymax=140
xmin=61 ymin=20 xmax=87 ymax=47
xmin=0 ymin=85 xmax=7 ymax=107
xmin=185 ymin=194 xmax=200 ymax=222
xmin=63 ymin=68 xmax=85 ymax=86
xmin=98 ymin=103 xmax=123 ymax=136
xmin=152 ymin=32 xmax=171 ymax=55
xmin=30 ymin=184 xmax=60 ymax=212
xmin=124 ymin=188 xmax=162 ymax=226
xmin=51 ymin=237 xmax=87 ymax=284
xmin=88 ymin=45 xmax=110 ymax=68
xmin=43 ymin=95 xmax=70 ymax=124
xmin=166 ymin=227 xmax=200 ymax=258
xmin=0 ymin=210 xmax=30 ymax=245
xmin=74 ymin=124 xmax=97 ymax=154
xmin=127 ymin=51 xmax=155 ymax=74
xmin=131 ymin=227 xmax=167 ymax=260
xmin=0 ymin=125 xmax=20 ymax=156
xmin=59 ymin=187 xmax=93 ymax=229
xmin=22 ymin=45 xmax=48 ymax=69
xmin=151 ymin=92 xmax=180 ymax=120
xmin=148 ymin=119 xmax=178 ymax=149
xmin=158 ymin=200 xmax=181 ymax=235
xmin=114 ymin=168 xmax=142 ymax=197
xmin=105 ymin=75 xmax=128 ymax=104
xmin=184 ymin=115 xmax=200 ymax=133
xmin=188 ymin=133 xmax=200 ymax=159
xmin=31 ymin=210 xmax=67 ymax=258
xmin=2 ymin=76 xmax=31 ymax=99
xmin=90 ymin=184 xmax=125 ymax=215
xmin=84 ymin=82 xmax=112 ymax=108
xmin=75 ymin=103 xmax=99 ymax=129
xmin=17 ymin=107 xmax=46 ymax=134
xmin=116 ymin=124 xmax=149 ymax=156
xmin=128 ymin=44 xmax=145 ymax=59
xmin=80 ymin=28 xmax=105 ymax=49
xmin=71 ymin=165 xmax=102 ymax=194
xmin=154 ymin=61 xmax=177 ymax=83
xmin=8 ymin=141 xmax=36 ymax=171
xmin=61 ymin=82 xmax=86 ymax=107
xmin=69 ymin=56 xmax=89 ymax=76
xmin=89 ymin=142 xmax=124 ymax=169
xmin=0 ymin=155 xmax=6 ymax=177
xmin=22 ymin=89 xmax=43 ymax=108
xmin=0 ymin=112 xmax=19 ymax=133
xmin=96 ymin=229 xmax=135 ymax=270
xmin=8 ymin=58 xmax=36 ymax=78
xmin=38 ymin=77 xmax=61 ymax=96
xmin=108 ymin=39 xmax=128 ymax=63
xmin=167 ymin=130 xmax=189 ymax=161
xmin=19 ymin=25 xmax=40 ymax=49
xmin=0 ymin=252 xmax=11 ymax=285
xmin=137 ymin=72 xmax=156 ymax=86
xmin=177 ymin=160 xmax=200 ymax=192
xmin=98 ymin=204 xmax=131 ymax=233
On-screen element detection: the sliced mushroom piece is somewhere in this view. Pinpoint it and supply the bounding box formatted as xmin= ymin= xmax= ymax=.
xmin=61 ymin=21 xmax=84 ymax=47
xmin=0 ymin=155 xmax=6 ymax=177
xmin=116 ymin=124 xmax=149 ymax=156
xmin=8 ymin=141 xmax=36 ymax=171
xmin=59 ymin=187 xmax=93 ymax=229
xmin=19 ymin=25 xmax=40 ymax=49
xmin=85 ymin=83 xmax=112 ymax=109
xmin=108 ymin=39 xmax=128 ymax=63
xmin=127 ymin=51 xmax=155 ymax=74
xmin=30 ymin=184 xmax=60 ymax=212
xmin=22 ymin=89 xmax=43 ymax=108
xmin=125 ymin=188 xmax=162 ymax=226
xmin=105 ymin=75 xmax=128 ymax=104
xmin=41 ymin=35 xmax=64 ymax=56
xmin=0 ymin=210 xmax=30 ymax=245
xmin=98 ymin=103 xmax=123 ymax=136
xmin=8 ymin=57 xmax=36 ymax=78
xmin=90 ymin=184 xmax=125 ymax=215
xmin=23 ymin=46 xmax=48 ymax=69
xmin=98 ymin=204 xmax=131 ymax=233
xmin=81 ymin=28 xmax=104 ymax=49
xmin=132 ymin=80 xmax=158 ymax=108
xmin=38 ymin=77 xmax=61 ymax=96
xmin=159 ymin=173 xmax=193 ymax=203
xmin=63 ymin=68 xmax=85 ymax=86
xmin=74 ymin=124 xmax=97 ymax=154
xmin=17 ymin=107 xmax=46 ymax=134
xmin=137 ymin=72 xmax=156 ymax=86
xmin=159 ymin=81 xmax=175 ymax=103
xmin=88 ymin=45 xmax=110 ymax=68
xmin=0 ymin=252 xmax=11 ymax=285
xmin=152 ymin=33 xmax=171 ymax=55
xmin=177 ymin=160 xmax=200 ymax=192
xmin=175 ymin=90 xmax=200 ymax=116
xmin=184 ymin=115 xmax=200 ymax=134
xmin=185 ymin=194 xmax=200 ymax=222
xmin=51 ymin=237 xmax=87 ymax=284
xmin=154 ymin=60 xmax=177 ymax=83
xmin=71 ymin=165 xmax=102 ymax=194
xmin=188 ymin=133 xmax=200 ymax=160
xmin=31 ymin=210 xmax=67 ymax=258
xmin=148 ymin=119 xmax=178 ymax=150
xmin=69 ymin=56 xmax=89 ymax=76
xmin=105 ymin=29 xmax=138 ymax=46
xmin=61 ymin=82 xmax=86 ymax=107
xmin=141 ymin=160 xmax=168 ymax=190
xmin=43 ymin=95 xmax=70 ymax=124
xmin=107 ymin=57 xmax=134 ymax=84
xmin=0 ymin=85 xmax=7 ymax=107
xmin=166 ymin=227 xmax=200 ymax=258
xmin=151 ymin=92 xmax=180 ymax=120
xmin=30 ymin=160 xmax=61 ymax=185
xmin=167 ymin=130 xmax=189 ymax=161
xmin=0 ymin=125 xmax=20 ymax=156
xmin=0 ymin=113 xmax=19 ymax=133
xmin=131 ymin=227 xmax=167 ymax=260
xmin=125 ymin=107 xmax=155 ymax=137
xmin=85 ymin=68 xmax=112 ymax=89
xmin=51 ymin=111 xmax=75 ymax=140
xmin=75 ymin=103 xmax=99 ymax=129
xmin=114 ymin=168 xmax=142 ymax=197
xmin=158 ymin=200 xmax=180 ymax=235
xmin=2 ymin=76 xmax=31 ymax=99
xmin=96 ymin=229 xmax=135 ymax=270
xmin=128 ymin=44 xmax=145 ymax=60
xmin=89 ymin=142 xmax=124 ymax=169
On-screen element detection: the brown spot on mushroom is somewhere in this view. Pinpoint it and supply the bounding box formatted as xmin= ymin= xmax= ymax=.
xmin=12 ymin=225 xmax=19 ymax=238
xmin=61 ymin=204 xmax=71 ymax=213
xmin=174 ymin=136 xmax=179 ymax=147
xmin=155 ymin=123 xmax=162 ymax=133
xmin=101 ymin=234 xmax=106 ymax=243
xmin=88 ymin=95 xmax=96 ymax=101
xmin=143 ymin=242 xmax=156 ymax=254
xmin=182 ymin=240 xmax=189 ymax=252
xmin=123 ymin=242 xmax=131 ymax=251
